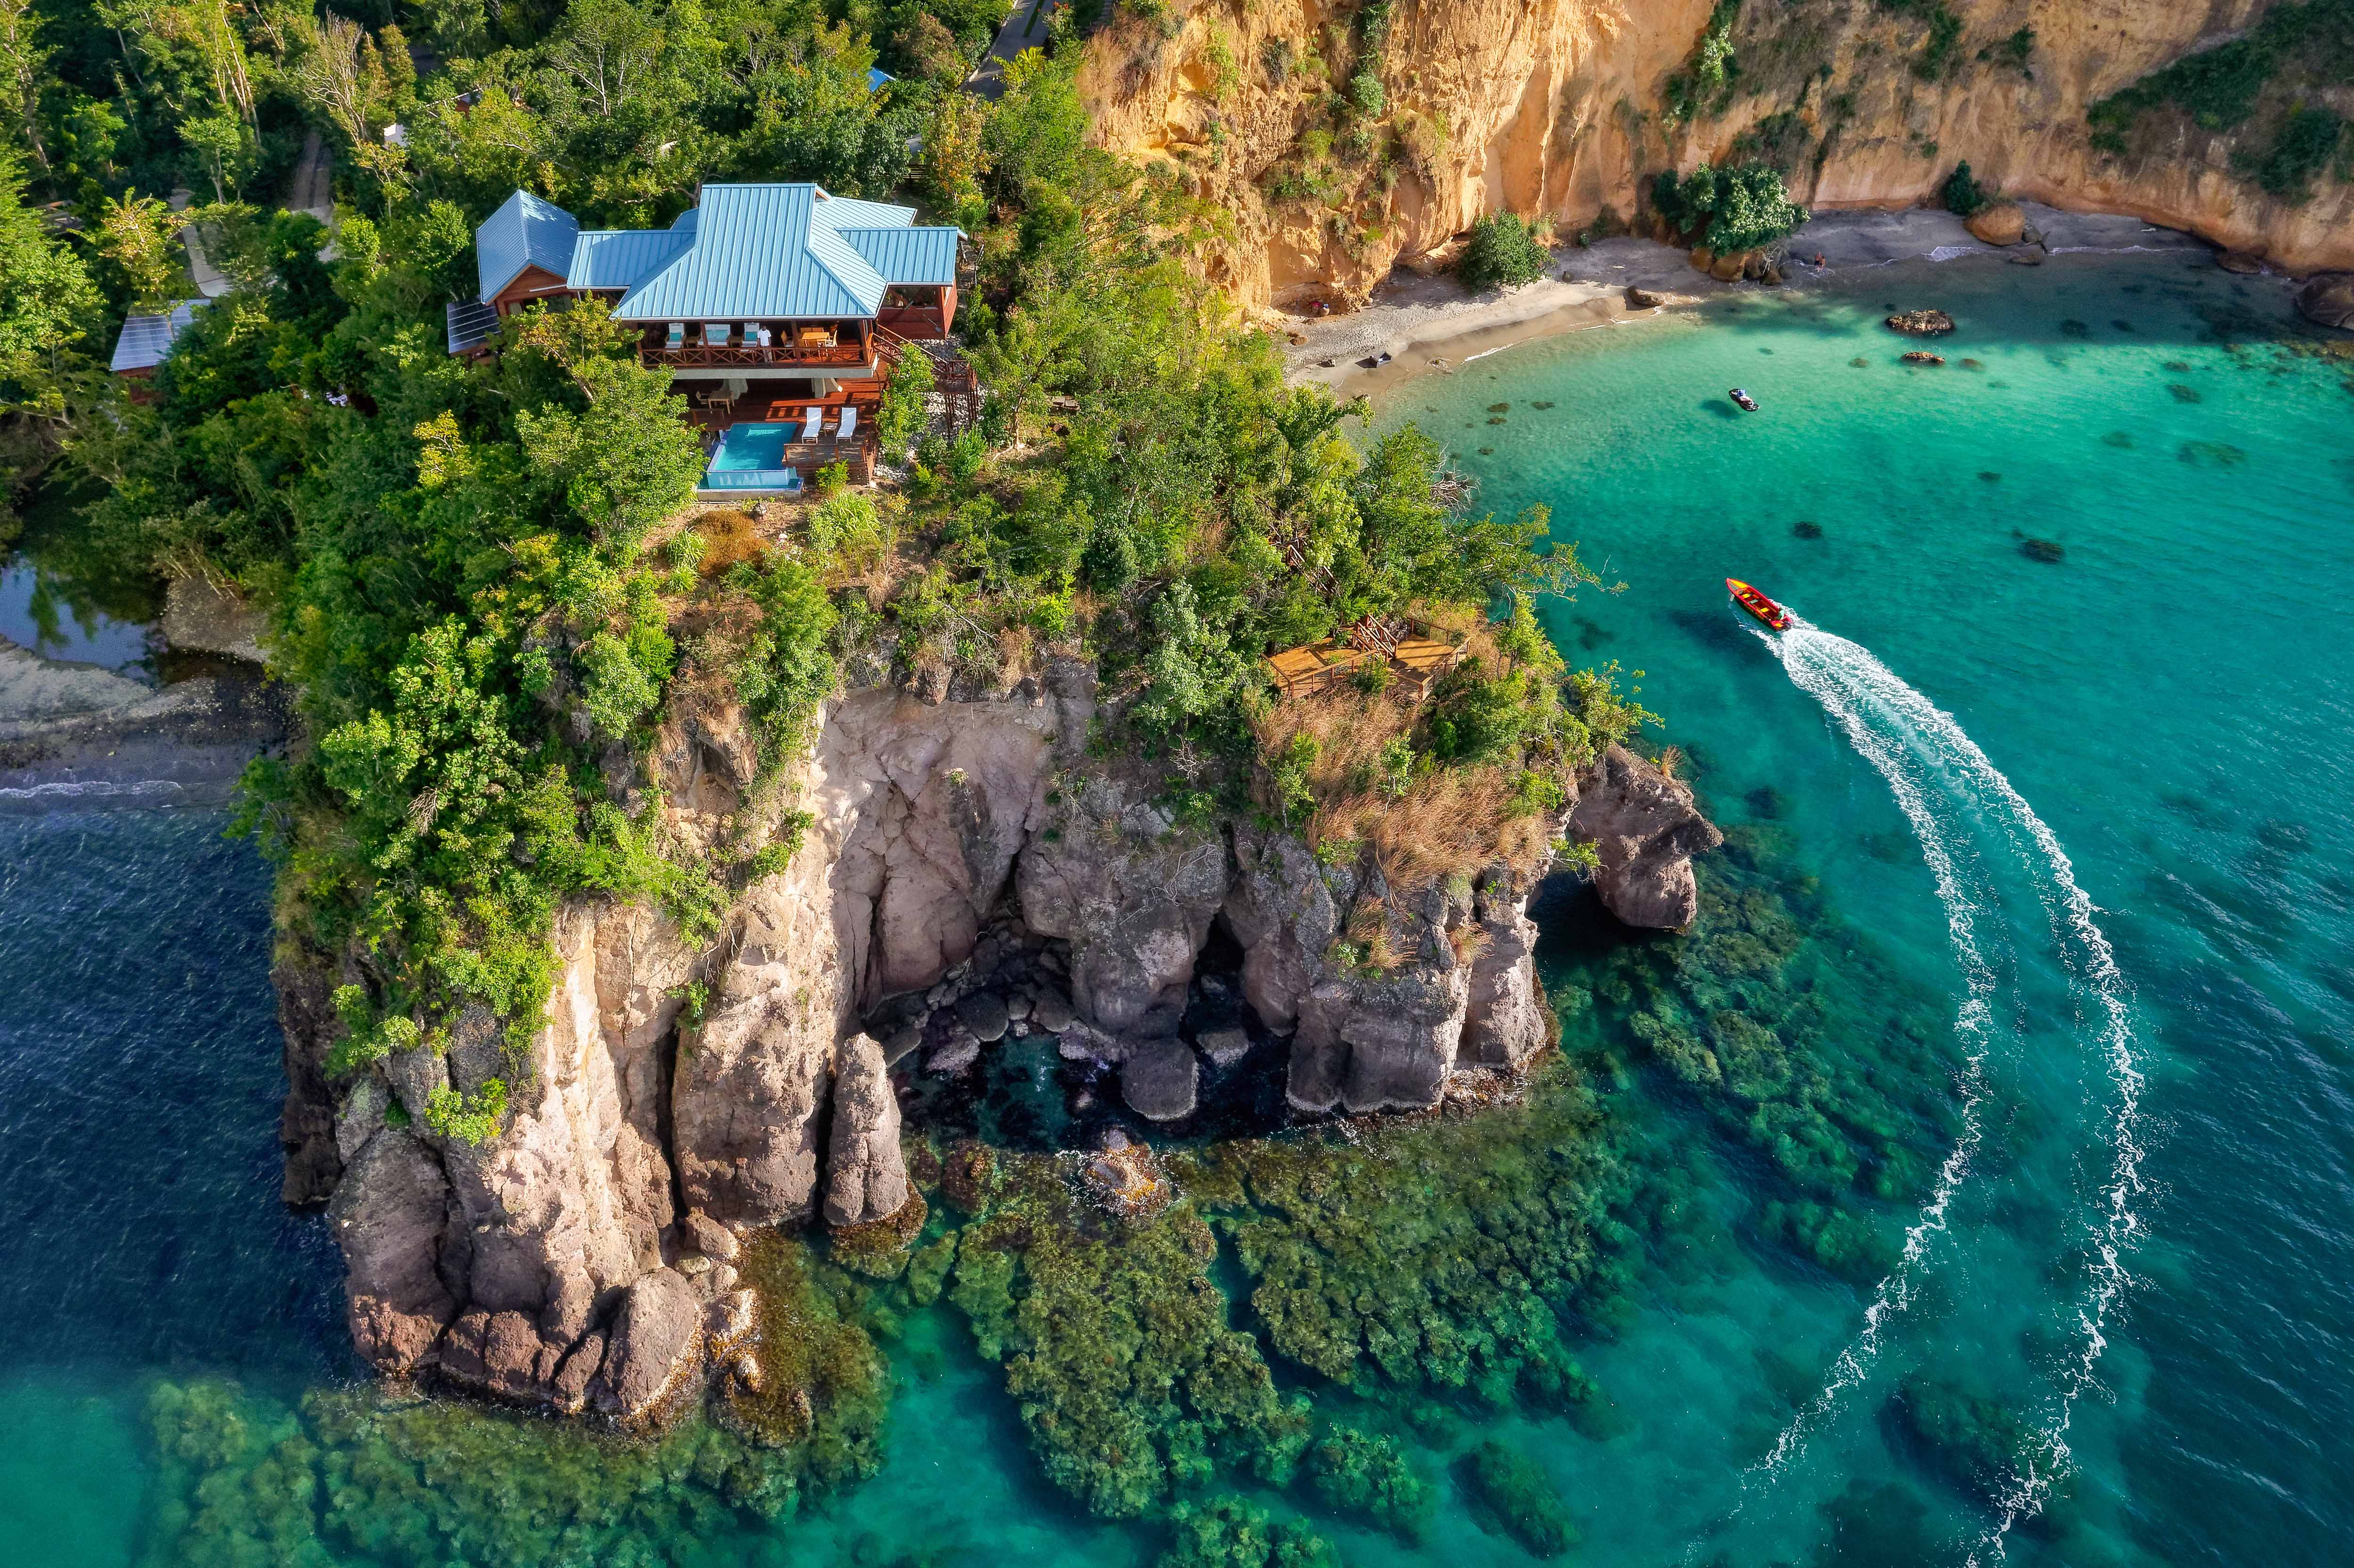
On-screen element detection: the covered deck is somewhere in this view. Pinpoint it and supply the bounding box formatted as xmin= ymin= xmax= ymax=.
xmin=685 ymin=378 xmax=886 ymax=491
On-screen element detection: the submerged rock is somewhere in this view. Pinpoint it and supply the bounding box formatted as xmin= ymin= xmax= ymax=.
xmin=1568 ymin=746 xmax=1723 ymax=930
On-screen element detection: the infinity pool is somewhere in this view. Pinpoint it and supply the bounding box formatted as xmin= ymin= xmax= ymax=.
xmin=703 ymin=422 xmax=801 ymax=489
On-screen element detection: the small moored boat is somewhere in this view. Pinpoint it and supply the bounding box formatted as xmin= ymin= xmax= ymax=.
xmin=1725 ymin=578 xmax=1791 ymax=631
xmin=1729 ymin=387 xmax=1760 ymax=411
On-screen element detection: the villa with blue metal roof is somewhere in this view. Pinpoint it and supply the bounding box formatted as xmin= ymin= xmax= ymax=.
xmin=449 ymin=181 xmax=967 ymax=489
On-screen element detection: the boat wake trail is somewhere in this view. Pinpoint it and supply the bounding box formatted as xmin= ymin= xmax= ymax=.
xmin=1743 ymin=617 xmax=2148 ymax=1562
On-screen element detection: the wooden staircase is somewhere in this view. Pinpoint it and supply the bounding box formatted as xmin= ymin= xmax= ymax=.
xmin=873 ymin=324 xmax=981 ymax=435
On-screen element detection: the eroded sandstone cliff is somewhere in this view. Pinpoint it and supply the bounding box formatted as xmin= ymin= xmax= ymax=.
xmin=286 ymin=665 xmax=1715 ymax=1423
xmin=1078 ymin=0 xmax=2354 ymax=309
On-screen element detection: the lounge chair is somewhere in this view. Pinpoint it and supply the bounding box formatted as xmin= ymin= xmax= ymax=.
xmin=803 ymin=405 xmax=825 ymax=441
xmin=835 ymin=405 xmax=857 ymax=442
xmin=666 ymin=322 xmax=685 ymax=349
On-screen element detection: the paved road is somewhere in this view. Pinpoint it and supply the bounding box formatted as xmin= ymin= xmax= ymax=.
xmin=965 ymin=0 xmax=1056 ymax=100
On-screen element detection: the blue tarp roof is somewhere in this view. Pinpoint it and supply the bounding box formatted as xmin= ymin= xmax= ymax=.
xmin=109 ymin=300 xmax=201 ymax=372
xmin=597 ymin=184 xmax=959 ymax=322
xmin=476 ymin=190 xmax=580 ymax=304
xmin=867 ymin=67 xmax=893 ymax=91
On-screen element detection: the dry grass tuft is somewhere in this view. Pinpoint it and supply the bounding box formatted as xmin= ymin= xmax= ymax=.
xmin=694 ymin=509 xmax=766 ymax=575
xmin=1254 ymin=683 xmax=1554 ymax=891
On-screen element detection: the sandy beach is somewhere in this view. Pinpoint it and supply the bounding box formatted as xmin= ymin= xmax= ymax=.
xmin=1278 ymin=201 xmax=2221 ymax=398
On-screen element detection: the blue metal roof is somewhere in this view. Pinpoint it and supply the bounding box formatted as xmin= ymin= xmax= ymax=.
xmin=568 ymin=228 xmax=695 ymax=290
xmin=839 ymin=226 xmax=960 ymax=285
xmin=476 ymin=190 xmax=580 ymax=304
xmin=608 ymin=184 xmax=960 ymax=322
xmin=867 ymin=67 xmax=894 ymax=91
xmin=109 ymin=300 xmax=201 ymax=372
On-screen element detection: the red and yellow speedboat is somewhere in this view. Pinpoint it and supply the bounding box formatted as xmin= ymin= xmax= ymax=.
xmin=1726 ymin=578 xmax=1791 ymax=631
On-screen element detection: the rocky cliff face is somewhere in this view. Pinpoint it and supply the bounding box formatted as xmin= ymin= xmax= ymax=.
xmin=286 ymin=668 xmax=1714 ymax=1420
xmin=1078 ymin=0 xmax=2354 ymax=310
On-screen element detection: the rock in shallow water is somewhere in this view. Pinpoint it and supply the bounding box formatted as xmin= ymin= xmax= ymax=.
xmin=1196 ymin=1027 xmax=1252 ymax=1069
xmin=954 ymin=991 xmax=1010 ymax=1042
xmin=1119 ymin=1038 xmax=1199 ymax=1120
xmin=2296 ymin=273 xmax=2354 ymax=330
xmin=927 ymin=1030 xmax=980 ymax=1074
xmin=1568 ymin=745 xmax=1724 ymax=930
xmin=825 ymin=1033 xmax=910 ymax=1227
xmin=1030 ymin=986 xmax=1075 ymax=1032
xmin=597 ymin=1268 xmax=704 ymax=1427
xmin=1886 ymin=308 xmax=1955 ymax=336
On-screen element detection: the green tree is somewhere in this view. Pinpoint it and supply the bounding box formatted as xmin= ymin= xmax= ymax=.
xmin=1652 ymin=160 xmax=1809 ymax=253
xmin=1942 ymin=160 xmax=1986 ymax=217
xmin=1459 ymin=211 xmax=1550 ymax=290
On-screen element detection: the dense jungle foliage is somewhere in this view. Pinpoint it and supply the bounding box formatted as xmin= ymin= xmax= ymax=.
xmin=0 ymin=0 xmax=1629 ymax=1132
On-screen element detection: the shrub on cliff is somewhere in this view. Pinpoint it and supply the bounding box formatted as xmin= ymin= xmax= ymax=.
xmin=1942 ymin=161 xmax=1988 ymax=218
xmin=1459 ymin=211 xmax=1553 ymax=291
xmin=1652 ymin=161 xmax=1809 ymax=254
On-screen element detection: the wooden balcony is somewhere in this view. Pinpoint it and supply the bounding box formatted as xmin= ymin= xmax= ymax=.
xmin=643 ymin=340 xmax=873 ymax=372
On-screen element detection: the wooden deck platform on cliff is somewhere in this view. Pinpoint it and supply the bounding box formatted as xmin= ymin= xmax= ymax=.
xmin=1266 ymin=642 xmax=1375 ymax=701
xmin=1265 ymin=624 xmax=1466 ymax=703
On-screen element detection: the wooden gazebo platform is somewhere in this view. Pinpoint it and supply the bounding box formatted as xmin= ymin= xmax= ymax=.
xmin=1265 ymin=619 xmax=1466 ymax=703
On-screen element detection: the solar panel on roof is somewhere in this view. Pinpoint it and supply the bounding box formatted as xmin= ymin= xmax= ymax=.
xmin=446 ymin=299 xmax=501 ymax=355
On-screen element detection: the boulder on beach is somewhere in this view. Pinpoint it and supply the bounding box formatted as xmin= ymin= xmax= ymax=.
xmin=2296 ymin=274 xmax=2354 ymax=330
xmin=1886 ymin=309 xmax=1956 ymax=336
xmin=1626 ymin=285 xmax=1663 ymax=308
xmin=2217 ymin=250 xmax=2266 ymax=275
xmin=1964 ymin=202 xmax=2025 ymax=247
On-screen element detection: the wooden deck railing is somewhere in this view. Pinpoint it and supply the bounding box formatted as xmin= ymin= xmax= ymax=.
xmin=644 ymin=341 xmax=873 ymax=371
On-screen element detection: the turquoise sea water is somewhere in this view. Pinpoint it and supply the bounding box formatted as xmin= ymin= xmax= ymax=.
xmin=1 ymin=254 xmax=2347 ymax=1567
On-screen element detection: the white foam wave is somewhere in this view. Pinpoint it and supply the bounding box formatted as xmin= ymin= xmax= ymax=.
xmin=0 ymin=777 xmax=185 ymax=803
xmin=1751 ymin=619 xmax=2148 ymax=1561
xmin=1745 ymin=622 xmax=2002 ymax=1479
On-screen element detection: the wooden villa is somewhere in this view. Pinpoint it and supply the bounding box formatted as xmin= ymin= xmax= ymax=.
xmin=450 ymin=183 xmax=978 ymax=491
